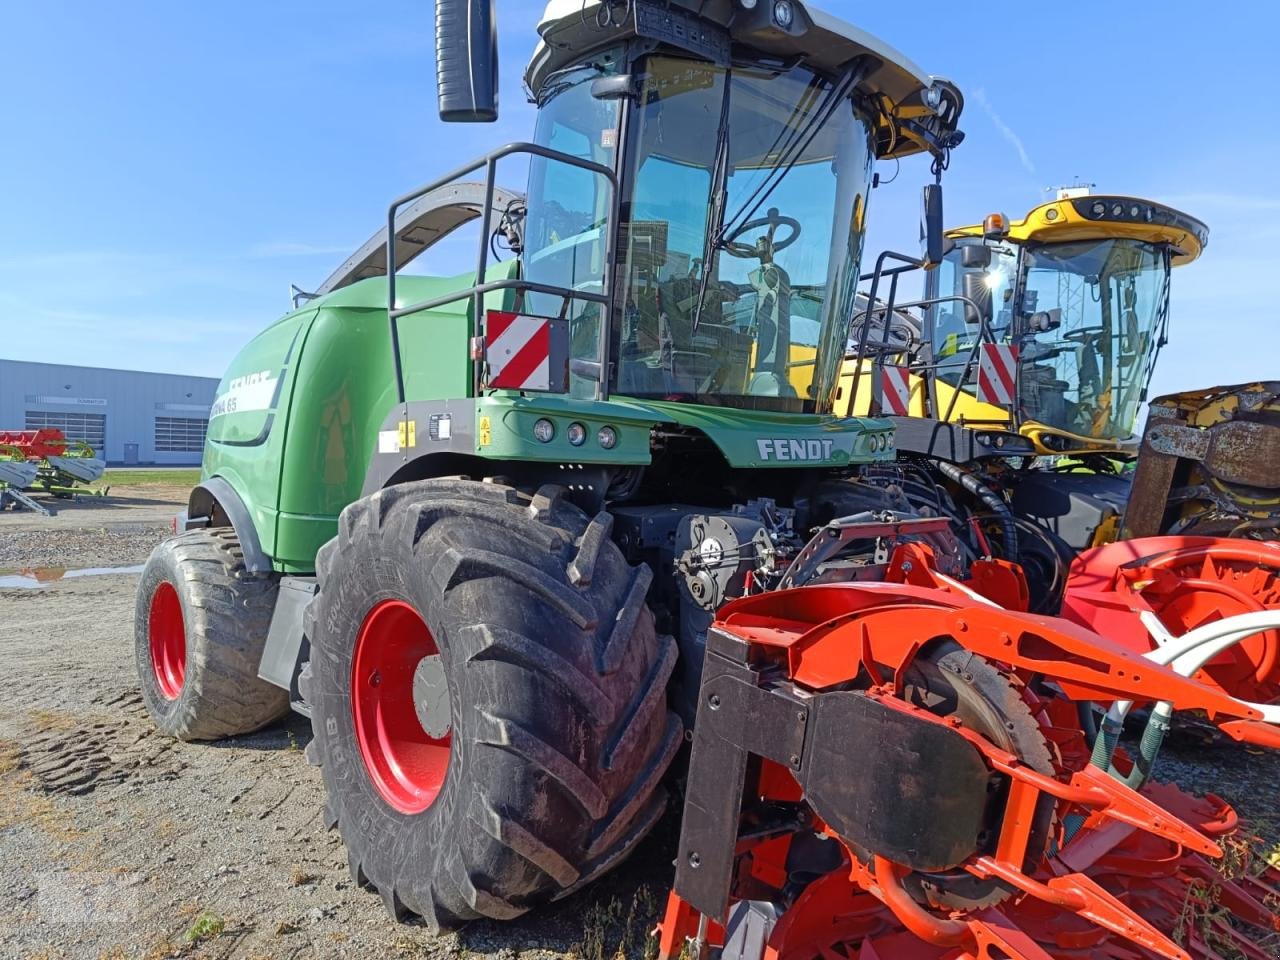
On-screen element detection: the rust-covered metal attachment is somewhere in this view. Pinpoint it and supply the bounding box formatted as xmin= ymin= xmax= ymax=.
xmin=1124 ymin=381 xmax=1280 ymax=540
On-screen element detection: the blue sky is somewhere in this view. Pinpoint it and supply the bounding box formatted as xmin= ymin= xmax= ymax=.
xmin=1 ymin=1 xmax=1274 ymax=405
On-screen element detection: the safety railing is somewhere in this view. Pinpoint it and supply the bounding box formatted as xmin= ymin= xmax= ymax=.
xmin=386 ymin=142 xmax=620 ymax=403
xmin=847 ymin=250 xmax=1010 ymax=422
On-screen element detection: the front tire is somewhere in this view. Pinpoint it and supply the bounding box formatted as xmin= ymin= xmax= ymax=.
xmin=134 ymin=528 xmax=289 ymax=741
xmin=307 ymin=479 xmax=682 ymax=929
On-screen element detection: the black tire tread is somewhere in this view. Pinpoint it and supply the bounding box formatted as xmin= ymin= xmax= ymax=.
xmin=135 ymin=527 xmax=289 ymax=741
xmin=309 ymin=478 xmax=681 ymax=929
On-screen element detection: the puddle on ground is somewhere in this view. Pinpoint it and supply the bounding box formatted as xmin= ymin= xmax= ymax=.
xmin=0 ymin=564 xmax=145 ymax=589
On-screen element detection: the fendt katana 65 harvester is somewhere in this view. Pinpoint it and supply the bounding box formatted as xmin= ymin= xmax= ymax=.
xmin=134 ymin=3 xmax=1280 ymax=957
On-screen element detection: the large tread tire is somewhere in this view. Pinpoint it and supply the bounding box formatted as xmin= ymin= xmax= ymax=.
xmin=307 ymin=479 xmax=682 ymax=930
xmin=135 ymin=528 xmax=290 ymax=741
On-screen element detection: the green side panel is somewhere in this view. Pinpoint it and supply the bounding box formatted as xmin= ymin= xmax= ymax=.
xmin=397 ymin=259 xmax=519 ymax=403
xmin=202 ymin=308 xmax=317 ymax=560
xmin=271 ymin=301 xmax=397 ymax=572
xmin=200 ymin=272 xmax=497 ymax=573
xmin=269 ymin=271 xmax=502 ymax=572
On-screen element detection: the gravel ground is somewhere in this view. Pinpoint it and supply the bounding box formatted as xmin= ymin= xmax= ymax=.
xmin=0 ymin=485 xmax=1276 ymax=959
xmin=0 ymin=485 xmax=671 ymax=960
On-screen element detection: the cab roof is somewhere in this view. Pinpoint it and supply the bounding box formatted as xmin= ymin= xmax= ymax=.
xmin=526 ymin=0 xmax=956 ymax=161
xmin=949 ymin=195 xmax=1209 ymax=266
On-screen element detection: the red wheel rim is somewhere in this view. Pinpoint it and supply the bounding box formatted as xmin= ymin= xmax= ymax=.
xmin=149 ymin=581 xmax=186 ymax=700
xmin=351 ymin=600 xmax=451 ymax=815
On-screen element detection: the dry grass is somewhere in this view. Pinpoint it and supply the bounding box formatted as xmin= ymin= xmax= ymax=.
xmin=0 ymin=738 xmax=19 ymax=776
xmin=1172 ymin=826 xmax=1280 ymax=959
xmin=28 ymin=708 xmax=80 ymax=732
xmin=574 ymin=885 xmax=660 ymax=960
xmin=391 ymin=935 xmax=435 ymax=957
xmin=0 ymin=737 xmax=82 ymax=842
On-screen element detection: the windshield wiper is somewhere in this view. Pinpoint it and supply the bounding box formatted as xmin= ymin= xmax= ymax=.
xmin=713 ymin=58 xmax=871 ymax=250
xmin=691 ymin=75 xmax=736 ymax=335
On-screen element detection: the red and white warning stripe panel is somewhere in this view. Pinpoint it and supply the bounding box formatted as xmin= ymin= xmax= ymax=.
xmin=485 ymin=311 xmax=568 ymax=392
xmin=977 ymin=343 xmax=1019 ymax=407
xmin=878 ymin=364 xmax=913 ymax=416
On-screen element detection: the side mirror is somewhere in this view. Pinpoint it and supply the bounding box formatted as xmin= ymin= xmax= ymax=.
xmin=435 ymin=0 xmax=499 ymax=122
xmin=960 ymin=244 xmax=991 ymax=269
xmin=920 ymin=183 xmax=945 ymax=268
xmin=962 ymin=271 xmax=993 ymax=326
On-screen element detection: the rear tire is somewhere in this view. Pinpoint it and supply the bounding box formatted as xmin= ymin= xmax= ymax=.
xmin=134 ymin=528 xmax=289 ymax=741
xmin=307 ymin=479 xmax=682 ymax=930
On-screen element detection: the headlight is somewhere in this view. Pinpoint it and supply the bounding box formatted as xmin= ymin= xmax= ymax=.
xmin=567 ymin=422 xmax=587 ymax=447
xmin=598 ymin=426 xmax=618 ymax=449
xmin=773 ymin=0 xmax=794 ymax=27
xmin=533 ymin=418 xmax=555 ymax=443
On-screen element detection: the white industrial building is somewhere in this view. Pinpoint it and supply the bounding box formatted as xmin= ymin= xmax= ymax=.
xmin=0 ymin=359 xmax=218 ymax=465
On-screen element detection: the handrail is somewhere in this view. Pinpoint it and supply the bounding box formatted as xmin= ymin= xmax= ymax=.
xmin=847 ymin=249 xmax=924 ymax=416
xmin=385 ymin=141 xmax=620 ymax=404
xmin=848 ymin=250 xmax=1011 ymax=422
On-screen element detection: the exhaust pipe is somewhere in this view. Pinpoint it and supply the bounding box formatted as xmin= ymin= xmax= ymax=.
xmin=434 ymin=0 xmax=499 ymax=122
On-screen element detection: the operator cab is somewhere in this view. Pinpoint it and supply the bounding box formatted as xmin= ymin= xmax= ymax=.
xmin=925 ymin=193 xmax=1207 ymax=449
xmin=520 ymin=0 xmax=962 ymax=415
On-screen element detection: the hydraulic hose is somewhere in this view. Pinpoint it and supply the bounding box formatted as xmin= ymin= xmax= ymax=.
xmin=935 ymin=461 xmax=1018 ymax=559
xmin=1123 ymin=705 xmax=1171 ymax=789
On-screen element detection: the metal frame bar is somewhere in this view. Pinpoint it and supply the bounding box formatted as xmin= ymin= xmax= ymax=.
xmin=385 ymin=141 xmax=620 ymax=403
xmin=848 ymin=250 xmax=923 ymax=417
xmin=850 ymin=247 xmax=1006 ymax=422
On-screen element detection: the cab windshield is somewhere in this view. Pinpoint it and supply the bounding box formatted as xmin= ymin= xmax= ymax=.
xmin=1016 ymin=238 xmax=1169 ymax=441
xmin=614 ymin=56 xmax=875 ymax=413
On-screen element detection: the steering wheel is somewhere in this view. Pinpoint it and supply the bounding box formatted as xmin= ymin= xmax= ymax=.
xmin=722 ymin=207 xmax=801 ymax=260
xmin=1063 ymin=326 xmax=1106 ymax=344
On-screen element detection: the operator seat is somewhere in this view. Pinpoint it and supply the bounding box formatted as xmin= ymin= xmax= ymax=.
xmin=1020 ymin=363 xmax=1070 ymax=426
xmin=746 ymin=262 xmax=797 ymax=397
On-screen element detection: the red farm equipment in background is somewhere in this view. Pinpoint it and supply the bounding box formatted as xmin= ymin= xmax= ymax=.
xmin=1061 ymin=537 xmax=1280 ymax=748
xmin=0 ymin=427 xmax=107 ymax=515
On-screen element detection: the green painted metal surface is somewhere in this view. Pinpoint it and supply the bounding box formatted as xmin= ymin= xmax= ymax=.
xmin=202 ymin=270 xmax=895 ymax=574
xmin=474 ymin=393 xmax=894 ymax=469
